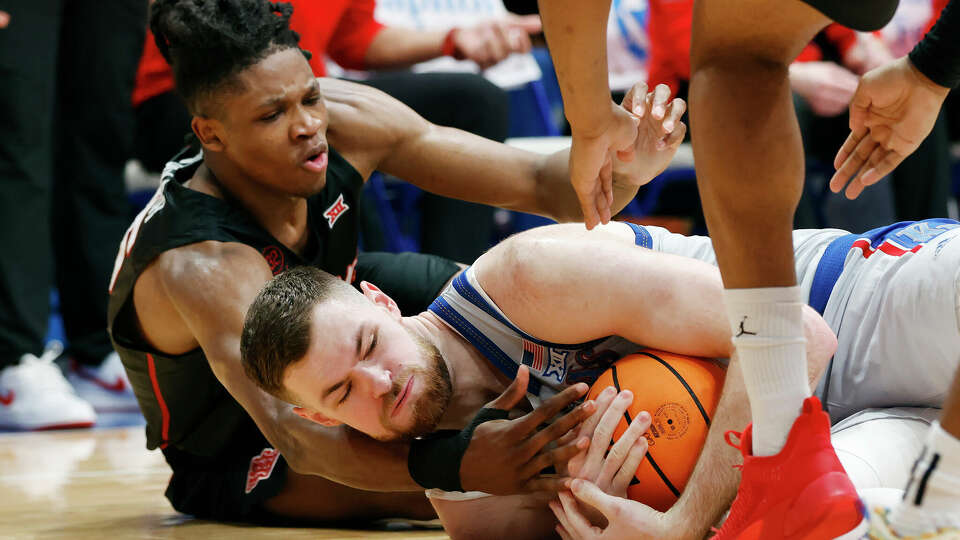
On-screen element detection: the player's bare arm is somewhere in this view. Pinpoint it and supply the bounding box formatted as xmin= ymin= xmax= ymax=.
xmin=133 ymin=241 xmax=421 ymax=490
xmin=473 ymin=223 xmax=838 ymax=538
xmin=320 ymin=78 xmax=684 ymax=223
xmin=475 ymin=222 xmax=838 ymax=369
xmin=134 ymin=241 xmax=594 ymax=493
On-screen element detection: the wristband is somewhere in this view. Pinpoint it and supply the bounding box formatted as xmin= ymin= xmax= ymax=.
xmin=441 ymin=28 xmax=465 ymax=60
xmin=408 ymin=407 xmax=509 ymax=491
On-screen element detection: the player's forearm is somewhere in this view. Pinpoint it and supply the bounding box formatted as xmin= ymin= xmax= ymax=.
xmin=434 ymin=493 xmax=558 ymax=540
xmin=364 ymin=27 xmax=448 ymax=69
xmin=276 ymin=415 xmax=421 ymax=491
xmin=538 ymin=0 xmax=614 ymax=131
xmin=665 ymin=356 xmax=749 ymax=539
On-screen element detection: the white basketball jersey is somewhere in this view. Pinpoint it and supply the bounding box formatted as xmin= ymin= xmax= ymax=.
xmin=427 ymin=223 xmax=657 ymax=405
xmin=641 ymin=220 xmax=960 ymax=421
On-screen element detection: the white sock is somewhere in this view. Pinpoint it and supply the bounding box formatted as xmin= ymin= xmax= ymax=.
xmin=890 ymin=421 xmax=960 ymax=535
xmin=724 ymin=286 xmax=809 ymax=457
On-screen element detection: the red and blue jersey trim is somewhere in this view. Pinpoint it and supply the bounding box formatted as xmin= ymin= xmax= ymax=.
xmin=428 ymin=296 xmax=543 ymax=394
xmin=426 ymin=221 xmax=654 ymax=386
xmin=809 ymin=219 xmax=959 ymax=315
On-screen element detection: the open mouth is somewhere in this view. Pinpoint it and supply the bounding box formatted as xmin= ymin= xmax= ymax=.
xmin=303 ymin=151 xmax=328 ymax=173
xmin=392 ymin=376 xmax=414 ymax=417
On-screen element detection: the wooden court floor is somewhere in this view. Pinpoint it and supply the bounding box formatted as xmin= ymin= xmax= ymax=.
xmin=0 ymin=425 xmax=449 ymax=539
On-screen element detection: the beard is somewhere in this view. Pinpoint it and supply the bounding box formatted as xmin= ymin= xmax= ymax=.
xmin=377 ymin=330 xmax=452 ymax=442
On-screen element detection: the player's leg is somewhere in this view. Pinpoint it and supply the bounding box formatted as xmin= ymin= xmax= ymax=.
xmin=53 ymin=0 xmax=145 ymax=411
xmin=825 ymin=226 xmax=960 ymax=538
xmin=867 ymin=374 xmax=960 ymax=538
xmin=690 ymin=0 xmax=828 ymax=458
xmin=0 ymin=0 xmax=95 ymax=430
xmin=881 ymin=305 xmax=960 ymax=537
xmin=690 ymin=1 xmax=864 ymax=537
xmin=829 ymin=407 xmax=939 ymax=540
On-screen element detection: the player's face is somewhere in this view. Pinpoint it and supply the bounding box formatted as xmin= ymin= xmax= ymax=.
xmin=284 ymin=300 xmax=453 ymax=441
xmin=215 ymin=48 xmax=330 ymax=197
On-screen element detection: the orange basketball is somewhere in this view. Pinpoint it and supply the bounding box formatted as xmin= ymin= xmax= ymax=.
xmin=586 ymin=350 xmax=726 ymax=511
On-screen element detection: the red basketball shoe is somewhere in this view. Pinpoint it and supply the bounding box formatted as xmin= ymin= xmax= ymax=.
xmin=711 ymin=396 xmax=868 ymax=540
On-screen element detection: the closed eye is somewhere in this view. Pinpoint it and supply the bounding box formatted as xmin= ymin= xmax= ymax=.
xmin=260 ymin=110 xmax=281 ymax=122
xmin=338 ymin=382 xmax=352 ymax=405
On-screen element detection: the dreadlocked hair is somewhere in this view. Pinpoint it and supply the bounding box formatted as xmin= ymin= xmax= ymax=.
xmin=150 ymin=0 xmax=311 ymax=114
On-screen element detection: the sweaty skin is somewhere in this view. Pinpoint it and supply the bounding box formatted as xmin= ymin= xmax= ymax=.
xmin=275 ymin=222 xmax=836 ymax=538
xmin=125 ymin=47 xmax=685 ymax=519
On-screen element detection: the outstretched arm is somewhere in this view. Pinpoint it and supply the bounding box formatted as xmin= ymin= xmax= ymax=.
xmin=537 ymin=0 xmax=644 ymax=229
xmin=830 ymin=0 xmax=959 ymax=198
xmin=322 ymin=78 xmax=684 ymax=224
xmin=145 ymin=244 xmax=594 ymax=493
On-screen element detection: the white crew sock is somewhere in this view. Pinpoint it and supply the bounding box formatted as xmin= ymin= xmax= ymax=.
xmin=724 ymin=286 xmax=809 ymax=457
xmin=890 ymin=421 xmax=960 ymax=536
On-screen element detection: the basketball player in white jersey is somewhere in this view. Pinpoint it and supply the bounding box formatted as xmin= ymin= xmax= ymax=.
xmin=553 ymin=219 xmax=960 ymax=540
xmin=241 ymin=218 xmax=960 ymax=538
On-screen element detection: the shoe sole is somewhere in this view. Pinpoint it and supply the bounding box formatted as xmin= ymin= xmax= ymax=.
xmin=732 ymin=472 xmax=866 ymax=540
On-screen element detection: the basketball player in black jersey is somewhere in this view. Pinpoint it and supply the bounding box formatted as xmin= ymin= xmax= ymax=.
xmin=107 ymin=0 xmax=685 ymax=525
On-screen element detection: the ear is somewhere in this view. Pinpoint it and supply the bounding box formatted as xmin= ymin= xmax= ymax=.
xmin=292 ymin=406 xmax=342 ymax=427
xmin=191 ymin=116 xmax=226 ymax=152
xmin=360 ymin=281 xmax=402 ymax=319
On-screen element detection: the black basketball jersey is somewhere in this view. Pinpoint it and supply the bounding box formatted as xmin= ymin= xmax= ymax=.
xmin=107 ymin=148 xmax=362 ymax=460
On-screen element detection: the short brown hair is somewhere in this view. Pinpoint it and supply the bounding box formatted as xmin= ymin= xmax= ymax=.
xmin=240 ymin=266 xmax=351 ymax=402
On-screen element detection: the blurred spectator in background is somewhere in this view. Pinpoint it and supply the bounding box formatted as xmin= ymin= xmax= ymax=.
xmin=641 ymin=0 xmax=952 ymax=230
xmin=792 ymin=0 xmax=952 ymax=229
xmin=0 ymin=1 xmax=145 ymax=431
xmin=133 ymin=0 xmax=540 ymax=263
xmin=606 ymin=0 xmax=650 ymax=98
